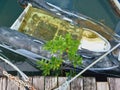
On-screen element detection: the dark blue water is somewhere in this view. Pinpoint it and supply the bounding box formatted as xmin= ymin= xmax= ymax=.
xmin=0 ymin=0 xmax=23 ymax=27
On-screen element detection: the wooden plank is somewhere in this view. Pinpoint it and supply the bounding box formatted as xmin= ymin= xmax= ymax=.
xmin=32 ymin=76 xmax=44 ymax=90
xmin=0 ymin=77 xmax=7 ymax=90
xmin=19 ymin=77 xmax=33 ymax=90
xmin=97 ymin=82 xmax=109 ymax=90
xmin=45 ymin=77 xmax=57 ymax=90
xmin=108 ymin=78 xmax=120 ymax=90
xmin=71 ymin=78 xmax=83 ymax=90
xmin=2 ymin=77 xmax=7 ymax=90
xmin=0 ymin=77 xmax=3 ymax=90
xmin=58 ymin=77 xmax=70 ymax=90
xmin=83 ymin=77 xmax=96 ymax=90
xmin=6 ymin=79 xmax=19 ymax=90
xmin=19 ymin=85 xmax=25 ymax=90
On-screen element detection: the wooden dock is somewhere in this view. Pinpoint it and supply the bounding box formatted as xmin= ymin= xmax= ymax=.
xmin=0 ymin=76 xmax=120 ymax=90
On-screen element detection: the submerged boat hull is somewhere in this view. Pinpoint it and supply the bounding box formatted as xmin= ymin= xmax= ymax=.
xmin=2 ymin=1 xmax=119 ymax=76
xmin=109 ymin=0 xmax=120 ymax=16
xmin=0 ymin=27 xmax=120 ymax=76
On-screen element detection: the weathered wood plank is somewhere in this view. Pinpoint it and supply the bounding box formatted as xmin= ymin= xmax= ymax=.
xmin=32 ymin=76 xmax=44 ymax=90
xmin=58 ymin=77 xmax=70 ymax=90
xmin=19 ymin=77 xmax=33 ymax=90
xmin=19 ymin=86 xmax=25 ymax=90
xmin=0 ymin=77 xmax=3 ymax=90
xmin=108 ymin=78 xmax=120 ymax=90
xmin=0 ymin=77 xmax=7 ymax=90
xmin=3 ymin=76 xmax=120 ymax=90
xmin=97 ymin=82 xmax=109 ymax=90
xmin=2 ymin=77 xmax=7 ymax=90
xmin=71 ymin=78 xmax=83 ymax=90
xmin=45 ymin=77 xmax=57 ymax=90
xmin=83 ymin=77 xmax=96 ymax=90
xmin=6 ymin=79 xmax=19 ymax=90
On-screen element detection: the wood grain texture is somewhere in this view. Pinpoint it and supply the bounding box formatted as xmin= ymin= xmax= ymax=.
xmin=108 ymin=78 xmax=120 ymax=90
xmin=97 ymin=82 xmax=109 ymax=90
xmin=19 ymin=76 xmax=33 ymax=90
xmin=58 ymin=77 xmax=70 ymax=90
xmin=6 ymin=79 xmax=18 ymax=90
xmin=83 ymin=77 xmax=96 ymax=90
xmin=3 ymin=76 xmax=120 ymax=90
xmin=0 ymin=77 xmax=3 ymax=90
xmin=45 ymin=77 xmax=57 ymax=90
xmin=32 ymin=76 xmax=44 ymax=90
xmin=71 ymin=78 xmax=83 ymax=90
xmin=2 ymin=77 xmax=7 ymax=90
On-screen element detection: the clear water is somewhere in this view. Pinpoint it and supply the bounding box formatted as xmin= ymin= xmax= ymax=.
xmin=0 ymin=0 xmax=23 ymax=27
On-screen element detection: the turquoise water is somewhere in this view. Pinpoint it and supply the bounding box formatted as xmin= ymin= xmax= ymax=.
xmin=0 ymin=0 xmax=120 ymax=29
xmin=0 ymin=0 xmax=23 ymax=27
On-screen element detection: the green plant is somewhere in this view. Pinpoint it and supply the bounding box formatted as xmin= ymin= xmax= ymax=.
xmin=37 ymin=33 xmax=82 ymax=76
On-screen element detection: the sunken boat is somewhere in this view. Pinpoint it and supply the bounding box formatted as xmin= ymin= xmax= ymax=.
xmin=1 ymin=1 xmax=120 ymax=77
xmin=109 ymin=0 xmax=120 ymax=17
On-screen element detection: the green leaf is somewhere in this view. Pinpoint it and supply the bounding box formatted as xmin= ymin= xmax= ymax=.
xmin=37 ymin=33 xmax=82 ymax=76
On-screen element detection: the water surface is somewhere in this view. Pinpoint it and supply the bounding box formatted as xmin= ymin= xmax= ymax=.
xmin=0 ymin=0 xmax=23 ymax=27
xmin=46 ymin=0 xmax=120 ymax=29
xmin=0 ymin=0 xmax=120 ymax=29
